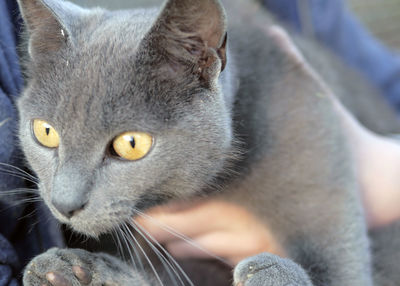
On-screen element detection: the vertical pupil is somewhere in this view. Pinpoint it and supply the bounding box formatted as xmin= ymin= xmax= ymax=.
xmin=129 ymin=137 xmax=135 ymax=149
xmin=45 ymin=127 xmax=50 ymax=136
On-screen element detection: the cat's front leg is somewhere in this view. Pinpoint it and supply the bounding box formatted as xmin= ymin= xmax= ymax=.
xmin=233 ymin=253 xmax=313 ymax=286
xmin=23 ymin=247 xmax=148 ymax=286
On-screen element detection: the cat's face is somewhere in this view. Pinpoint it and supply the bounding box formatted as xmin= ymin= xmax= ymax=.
xmin=17 ymin=0 xmax=232 ymax=236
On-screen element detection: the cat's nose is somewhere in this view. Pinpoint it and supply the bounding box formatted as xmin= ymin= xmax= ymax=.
xmin=52 ymin=167 xmax=90 ymax=219
xmin=52 ymin=196 xmax=87 ymax=219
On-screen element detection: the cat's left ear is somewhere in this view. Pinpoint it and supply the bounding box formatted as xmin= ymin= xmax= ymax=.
xmin=139 ymin=0 xmax=227 ymax=83
xmin=17 ymin=0 xmax=82 ymax=61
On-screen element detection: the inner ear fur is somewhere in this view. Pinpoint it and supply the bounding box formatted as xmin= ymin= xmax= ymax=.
xmin=142 ymin=0 xmax=228 ymax=80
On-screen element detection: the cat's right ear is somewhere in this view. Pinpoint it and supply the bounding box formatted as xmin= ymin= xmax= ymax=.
xmin=138 ymin=0 xmax=227 ymax=84
xmin=17 ymin=0 xmax=81 ymax=61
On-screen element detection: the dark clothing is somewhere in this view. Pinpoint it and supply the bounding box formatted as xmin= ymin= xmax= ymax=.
xmin=0 ymin=1 xmax=62 ymax=285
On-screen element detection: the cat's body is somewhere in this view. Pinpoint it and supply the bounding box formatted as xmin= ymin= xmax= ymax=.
xmin=16 ymin=0 xmax=400 ymax=285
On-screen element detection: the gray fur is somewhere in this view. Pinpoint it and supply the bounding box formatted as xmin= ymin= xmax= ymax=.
xmin=16 ymin=0 xmax=400 ymax=285
xmin=234 ymin=253 xmax=312 ymax=286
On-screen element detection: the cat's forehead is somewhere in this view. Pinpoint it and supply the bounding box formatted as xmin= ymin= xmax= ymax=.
xmin=35 ymin=62 xmax=172 ymax=137
xmin=77 ymin=9 xmax=157 ymax=54
xmin=69 ymin=9 xmax=156 ymax=77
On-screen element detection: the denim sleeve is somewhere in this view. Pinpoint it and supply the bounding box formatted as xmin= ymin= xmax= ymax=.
xmin=0 ymin=1 xmax=65 ymax=285
xmin=0 ymin=236 xmax=20 ymax=286
xmin=263 ymin=0 xmax=400 ymax=115
xmin=0 ymin=0 xmax=25 ymax=284
xmin=0 ymin=93 xmax=23 ymax=285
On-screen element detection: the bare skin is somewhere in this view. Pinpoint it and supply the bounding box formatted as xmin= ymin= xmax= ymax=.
xmin=135 ymin=200 xmax=286 ymax=266
xmin=356 ymin=131 xmax=400 ymax=227
xmin=330 ymin=86 xmax=400 ymax=228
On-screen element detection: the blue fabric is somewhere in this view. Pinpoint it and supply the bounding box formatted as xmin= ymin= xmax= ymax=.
xmin=0 ymin=236 xmax=19 ymax=286
xmin=264 ymin=0 xmax=400 ymax=115
xmin=0 ymin=1 xmax=63 ymax=285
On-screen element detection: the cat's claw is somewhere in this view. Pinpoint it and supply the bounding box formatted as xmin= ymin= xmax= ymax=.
xmin=23 ymin=247 xmax=147 ymax=286
xmin=233 ymin=253 xmax=313 ymax=286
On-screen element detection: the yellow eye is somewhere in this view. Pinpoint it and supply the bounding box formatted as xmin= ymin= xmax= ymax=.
xmin=112 ymin=132 xmax=153 ymax=161
xmin=32 ymin=119 xmax=60 ymax=148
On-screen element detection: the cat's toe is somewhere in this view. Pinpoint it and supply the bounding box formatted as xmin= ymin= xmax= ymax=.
xmin=23 ymin=268 xmax=47 ymax=286
xmin=45 ymin=271 xmax=73 ymax=286
xmin=72 ymin=265 xmax=92 ymax=284
xmin=23 ymin=248 xmax=93 ymax=286
xmin=233 ymin=253 xmax=313 ymax=286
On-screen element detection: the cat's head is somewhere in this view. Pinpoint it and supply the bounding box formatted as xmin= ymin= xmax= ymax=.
xmin=17 ymin=0 xmax=233 ymax=236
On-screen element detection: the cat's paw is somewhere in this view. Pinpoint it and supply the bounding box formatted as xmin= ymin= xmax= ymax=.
xmin=23 ymin=247 xmax=147 ymax=286
xmin=233 ymin=253 xmax=313 ymax=286
xmin=23 ymin=248 xmax=96 ymax=286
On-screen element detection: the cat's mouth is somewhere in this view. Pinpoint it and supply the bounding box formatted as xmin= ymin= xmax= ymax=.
xmin=67 ymin=209 xmax=133 ymax=237
xmin=43 ymin=196 xmax=127 ymax=237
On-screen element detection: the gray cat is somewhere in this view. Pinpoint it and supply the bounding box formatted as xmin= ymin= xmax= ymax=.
xmin=16 ymin=0 xmax=400 ymax=285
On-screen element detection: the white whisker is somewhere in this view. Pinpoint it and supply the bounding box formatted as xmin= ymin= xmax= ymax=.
xmin=0 ymin=188 xmax=38 ymax=196
xmin=117 ymin=227 xmax=140 ymax=273
xmin=122 ymin=223 xmax=164 ymax=286
xmin=0 ymin=198 xmax=42 ymax=214
xmin=126 ymin=222 xmax=182 ymax=286
xmin=131 ymin=220 xmax=190 ymax=286
xmin=111 ymin=229 xmax=125 ymax=261
xmin=0 ymin=168 xmax=39 ymax=185
xmin=0 ymin=163 xmax=38 ymax=181
xmin=18 ymin=208 xmax=37 ymax=221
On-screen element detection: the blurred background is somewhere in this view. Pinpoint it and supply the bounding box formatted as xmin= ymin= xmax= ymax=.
xmin=350 ymin=0 xmax=400 ymax=50
xmin=70 ymin=0 xmax=400 ymax=51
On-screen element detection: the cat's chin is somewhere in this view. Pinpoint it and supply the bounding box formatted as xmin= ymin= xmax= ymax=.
xmin=67 ymin=218 xmax=125 ymax=238
xmin=44 ymin=203 xmax=112 ymax=237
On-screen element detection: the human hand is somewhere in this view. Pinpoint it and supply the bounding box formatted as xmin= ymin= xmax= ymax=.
xmin=134 ymin=199 xmax=285 ymax=266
